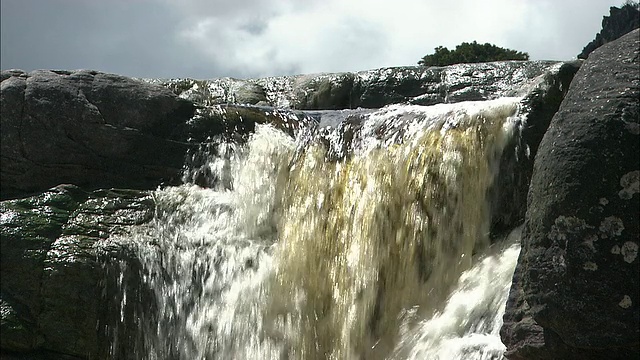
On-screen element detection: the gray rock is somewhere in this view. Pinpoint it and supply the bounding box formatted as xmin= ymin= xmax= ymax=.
xmin=501 ymin=29 xmax=640 ymax=359
xmin=234 ymin=82 xmax=268 ymax=105
xmin=0 ymin=70 xmax=196 ymax=200
xmin=0 ymin=185 xmax=155 ymax=359
xmin=293 ymin=72 xmax=355 ymax=109
xmin=0 ymin=68 xmax=323 ymax=199
xmin=157 ymin=77 xmax=268 ymax=106
xmin=157 ymin=61 xmax=571 ymax=110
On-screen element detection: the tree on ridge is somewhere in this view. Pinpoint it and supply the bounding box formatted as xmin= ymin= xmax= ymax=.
xmin=418 ymin=41 xmax=529 ymax=66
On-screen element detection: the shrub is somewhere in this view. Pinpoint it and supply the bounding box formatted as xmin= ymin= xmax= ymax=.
xmin=418 ymin=41 xmax=529 ymax=66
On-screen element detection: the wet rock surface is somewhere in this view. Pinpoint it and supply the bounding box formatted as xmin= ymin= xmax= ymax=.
xmin=0 ymin=70 xmax=321 ymax=200
xmin=152 ymin=60 xmax=567 ymax=109
xmin=489 ymin=61 xmax=581 ymax=236
xmin=0 ymin=70 xmax=196 ymax=200
xmin=501 ymin=29 xmax=640 ymax=360
xmin=0 ymin=185 xmax=154 ymax=359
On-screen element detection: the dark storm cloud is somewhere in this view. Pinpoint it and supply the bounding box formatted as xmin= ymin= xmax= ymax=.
xmin=0 ymin=0 xmax=233 ymax=78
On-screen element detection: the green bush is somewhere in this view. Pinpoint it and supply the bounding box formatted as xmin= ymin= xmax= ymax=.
xmin=418 ymin=41 xmax=529 ymax=66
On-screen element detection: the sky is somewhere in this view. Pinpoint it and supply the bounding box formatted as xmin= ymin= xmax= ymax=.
xmin=0 ymin=0 xmax=624 ymax=80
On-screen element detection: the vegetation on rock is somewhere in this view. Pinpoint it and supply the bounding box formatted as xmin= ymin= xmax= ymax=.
xmin=418 ymin=41 xmax=529 ymax=66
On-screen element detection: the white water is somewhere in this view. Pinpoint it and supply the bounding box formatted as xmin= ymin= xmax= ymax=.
xmin=106 ymin=98 xmax=524 ymax=359
xmin=391 ymin=229 xmax=521 ymax=360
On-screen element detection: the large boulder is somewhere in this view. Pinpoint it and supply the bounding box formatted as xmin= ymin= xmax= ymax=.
xmin=0 ymin=70 xmax=319 ymax=200
xmin=501 ymin=29 xmax=640 ymax=359
xmin=0 ymin=70 xmax=196 ymax=200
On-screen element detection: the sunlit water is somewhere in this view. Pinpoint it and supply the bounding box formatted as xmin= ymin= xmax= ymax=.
xmin=106 ymin=98 xmax=524 ymax=359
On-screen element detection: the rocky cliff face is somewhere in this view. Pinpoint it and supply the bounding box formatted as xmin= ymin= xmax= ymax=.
xmin=578 ymin=3 xmax=640 ymax=59
xmin=501 ymin=29 xmax=640 ymax=360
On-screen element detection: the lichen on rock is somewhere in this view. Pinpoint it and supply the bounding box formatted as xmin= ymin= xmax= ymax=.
xmin=598 ymin=216 xmax=625 ymax=238
xmin=618 ymin=170 xmax=639 ymax=200
xmin=547 ymin=215 xmax=593 ymax=242
xmin=501 ymin=29 xmax=640 ymax=360
xmin=619 ymin=295 xmax=632 ymax=309
xmin=620 ymin=241 xmax=638 ymax=263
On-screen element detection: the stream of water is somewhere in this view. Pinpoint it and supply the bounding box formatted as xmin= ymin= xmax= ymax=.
xmin=107 ymin=97 xmax=524 ymax=360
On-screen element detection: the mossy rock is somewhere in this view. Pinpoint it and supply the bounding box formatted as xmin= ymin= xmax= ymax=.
xmin=0 ymin=185 xmax=155 ymax=358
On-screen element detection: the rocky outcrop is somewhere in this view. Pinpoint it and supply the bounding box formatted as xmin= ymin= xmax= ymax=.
xmin=0 ymin=70 xmax=196 ymax=200
xmin=0 ymin=70 xmax=320 ymax=200
xmin=501 ymin=29 xmax=640 ymax=359
xmin=152 ymin=60 xmax=567 ymax=109
xmin=0 ymin=185 xmax=155 ymax=359
xmin=578 ymin=4 xmax=640 ymax=59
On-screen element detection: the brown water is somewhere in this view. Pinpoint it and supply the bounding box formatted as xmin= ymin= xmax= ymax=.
xmin=107 ymin=98 xmax=523 ymax=360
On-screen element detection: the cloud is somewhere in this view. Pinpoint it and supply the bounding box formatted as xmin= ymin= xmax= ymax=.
xmin=0 ymin=0 xmax=214 ymax=78
xmin=176 ymin=1 xmax=391 ymax=77
xmin=174 ymin=0 xmax=534 ymax=77
xmin=0 ymin=0 xmax=623 ymax=79
xmin=502 ymin=0 xmax=617 ymax=61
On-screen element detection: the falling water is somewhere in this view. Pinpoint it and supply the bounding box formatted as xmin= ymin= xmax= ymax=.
xmin=106 ymin=97 xmax=525 ymax=359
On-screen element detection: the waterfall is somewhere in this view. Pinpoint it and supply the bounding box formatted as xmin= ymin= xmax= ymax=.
xmin=391 ymin=228 xmax=521 ymax=360
xmin=106 ymin=97 xmax=524 ymax=360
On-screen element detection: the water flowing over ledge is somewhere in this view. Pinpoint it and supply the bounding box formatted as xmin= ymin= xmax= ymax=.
xmin=104 ymin=97 xmax=525 ymax=359
xmin=1 ymin=59 xmax=587 ymax=360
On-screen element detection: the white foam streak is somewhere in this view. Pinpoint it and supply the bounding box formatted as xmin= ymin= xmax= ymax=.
xmin=107 ymin=100 xmax=525 ymax=360
xmin=393 ymin=227 xmax=522 ymax=360
xmin=358 ymin=97 xmax=522 ymax=154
